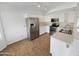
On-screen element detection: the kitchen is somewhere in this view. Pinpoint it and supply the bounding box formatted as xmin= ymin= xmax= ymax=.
xmin=0 ymin=2 xmax=79 ymax=56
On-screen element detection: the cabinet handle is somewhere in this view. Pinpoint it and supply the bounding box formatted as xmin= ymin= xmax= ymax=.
xmin=66 ymin=44 xmax=69 ymax=48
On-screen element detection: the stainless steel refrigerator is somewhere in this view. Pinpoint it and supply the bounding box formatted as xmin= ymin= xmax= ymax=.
xmin=26 ymin=17 xmax=39 ymax=40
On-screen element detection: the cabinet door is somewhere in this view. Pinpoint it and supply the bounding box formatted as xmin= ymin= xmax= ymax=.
xmin=68 ymin=39 xmax=79 ymax=56
xmin=51 ymin=37 xmax=71 ymax=56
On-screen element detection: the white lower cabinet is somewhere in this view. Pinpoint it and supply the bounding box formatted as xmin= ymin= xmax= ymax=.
xmin=69 ymin=39 xmax=79 ymax=56
xmin=50 ymin=37 xmax=72 ymax=56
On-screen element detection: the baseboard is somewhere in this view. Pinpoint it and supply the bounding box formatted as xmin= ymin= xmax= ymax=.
xmin=7 ymin=37 xmax=28 ymax=45
xmin=0 ymin=45 xmax=7 ymax=51
xmin=7 ymin=32 xmax=49 ymax=45
xmin=40 ymin=32 xmax=49 ymax=36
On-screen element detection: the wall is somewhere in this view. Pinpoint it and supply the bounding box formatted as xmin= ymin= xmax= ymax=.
xmin=45 ymin=11 xmax=65 ymax=26
xmin=44 ymin=9 xmax=65 ymax=33
xmin=47 ymin=7 xmax=78 ymax=56
xmin=0 ymin=5 xmax=47 ymax=45
xmin=75 ymin=3 xmax=79 ymax=39
xmin=1 ymin=4 xmax=77 ymax=47
xmin=0 ymin=5 xmax=28 ymax=45
xmin=0 ymin=16 xmax=7 ymax=50
xmin=46 ymin=7 xmax=76 ymax=23
xmin=44 ymin=7 xmax=77 ymax=32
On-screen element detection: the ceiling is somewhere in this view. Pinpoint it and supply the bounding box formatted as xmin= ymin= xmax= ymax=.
xmin=0 ymin=2 xmax=78 ymax=15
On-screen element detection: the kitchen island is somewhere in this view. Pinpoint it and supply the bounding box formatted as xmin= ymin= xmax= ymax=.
xmin=50 ymin=32 xmax=73 ymax=56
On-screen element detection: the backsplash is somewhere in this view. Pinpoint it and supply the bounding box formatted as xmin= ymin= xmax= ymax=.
xmin=59 ymin=23 xmax=74 ymax=35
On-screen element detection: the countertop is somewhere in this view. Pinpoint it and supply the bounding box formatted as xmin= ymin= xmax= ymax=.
xmin=51 ymin=32 xmax=73 ymax=44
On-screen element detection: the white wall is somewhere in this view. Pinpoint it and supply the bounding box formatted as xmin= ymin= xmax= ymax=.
xmin=75 ymin=3 xmax=79 ymax=39
xmin=44 ymin=7 xmax=77 ymax=32
xmin=0 ymin=17 xmax=7 ymax=50
xmin=46 ymin=7 xmax=76 ymax=23
xmin=0 ymin=4 xmax=77 ymax=47
xmin=44 ymin=9 xmax=65 ymax=33
xmin=0 ymin=5 xmax=28 ymax=45
xmin=45 ymin=11 xmax=65 ymax=22
xmin=0 ymin=5 xmax=47 ymax=45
